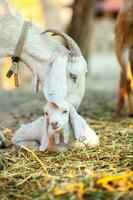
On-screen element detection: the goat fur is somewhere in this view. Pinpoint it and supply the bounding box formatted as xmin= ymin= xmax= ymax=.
xmin=115 ymin=0 xmax=133 ymax=115
xmin=12 ymin=103 xmax=99 ymax=152
xmin=0 ymin=0 xmax=88 ymax=146
xmin=0 ymin=0 xmax=87 ymax=109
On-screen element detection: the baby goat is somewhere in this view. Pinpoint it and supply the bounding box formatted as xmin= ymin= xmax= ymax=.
xmin=12 ymin=102 xmax=99 ymax=152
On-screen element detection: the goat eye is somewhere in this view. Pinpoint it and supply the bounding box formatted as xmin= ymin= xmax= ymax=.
xmin=70 ymin=73 xmax=77 ymax=83
xmin=45 ymin=112 xmax=48 ymax=116
xmin=62 ymin=110 xmax=67 ymax=114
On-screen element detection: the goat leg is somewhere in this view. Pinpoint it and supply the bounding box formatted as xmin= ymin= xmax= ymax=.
xmin=126 ymin=49 xmax=133 ymax=116
xmin=63 ymin=129 xmax=69 ymax=144
xmin=54 ymin=132 xmax=60 ymax=144
xmin=116 ymin=61 xmax=133 ymax=116
xmin=116 ymin=70 xmax=126 ymax=115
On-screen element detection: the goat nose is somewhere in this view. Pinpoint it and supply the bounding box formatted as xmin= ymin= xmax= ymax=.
xmin=51 ymin=122 xmax=58 ymax=128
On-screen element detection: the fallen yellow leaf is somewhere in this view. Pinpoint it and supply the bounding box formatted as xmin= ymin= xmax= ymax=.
xmin=54 ymin=182 xmax=85 ymax=199
xmin=97 ymin=171 xmax=133 ymax=184
xmin=97 ymin=171 xmax=133 ymax=192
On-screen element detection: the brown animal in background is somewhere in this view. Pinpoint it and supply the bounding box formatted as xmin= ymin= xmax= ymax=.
xmin=115 ymin=0 xmax=133 ymax=116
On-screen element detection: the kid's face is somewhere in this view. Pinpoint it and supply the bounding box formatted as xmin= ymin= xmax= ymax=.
xmin=44 ymin=102 xmax=69 ymax=131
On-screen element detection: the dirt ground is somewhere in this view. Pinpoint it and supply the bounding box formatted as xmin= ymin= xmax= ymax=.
xmin=0 ymin=52 xmax=132 ymax=200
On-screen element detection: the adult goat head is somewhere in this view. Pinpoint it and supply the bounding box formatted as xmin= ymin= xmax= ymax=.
xmin=0 ymin=1 xmax=87 ymax=110
xmin=42 ymin=29 xmax=88 ymax=109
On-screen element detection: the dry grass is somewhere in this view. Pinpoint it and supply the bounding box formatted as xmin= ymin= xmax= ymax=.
xmin=0 ymin=92 xmax=133 ymax=200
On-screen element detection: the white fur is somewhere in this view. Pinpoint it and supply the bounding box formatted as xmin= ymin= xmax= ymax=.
xmin=0 ymin=1 xmax=90 ymax=148
xmin=12 ymin=103 xmax=99 ymax=152
xmin=0 ymin=0 xmax=87 ymax=109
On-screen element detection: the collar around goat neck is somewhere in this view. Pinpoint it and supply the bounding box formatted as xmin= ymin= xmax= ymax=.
xmin=6 ymin=21 xmax=30 ymax=87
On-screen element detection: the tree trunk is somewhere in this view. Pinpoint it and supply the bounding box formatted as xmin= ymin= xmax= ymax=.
xmin=67 ymin=0 xmax=97 ymax=65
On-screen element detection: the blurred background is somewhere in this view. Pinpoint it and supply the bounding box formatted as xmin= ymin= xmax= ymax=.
xmin=0 ymin=0 xmax=123 ymax=116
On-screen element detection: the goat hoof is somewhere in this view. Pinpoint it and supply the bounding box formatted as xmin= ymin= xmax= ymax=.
xmin=79 ymin=136 xmax=86 ymax=142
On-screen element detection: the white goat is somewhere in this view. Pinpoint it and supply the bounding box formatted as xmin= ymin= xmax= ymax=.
xmin=0 ymin=0 xmax=87 ymax=108
xmin=0 ymin=0 xmax=87 ymax=146
xmin=12 ymin=102 xmax=99 ymax=152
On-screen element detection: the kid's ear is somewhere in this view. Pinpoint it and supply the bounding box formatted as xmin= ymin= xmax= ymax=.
xmin=69 ymin=105 xmax=86 ymax=142
xmin=70 ymin=105 xmax=100 ymax=147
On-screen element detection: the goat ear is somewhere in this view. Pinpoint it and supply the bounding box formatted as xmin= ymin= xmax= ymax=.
xmin=43 ymin=55 xmax=68 ymax=106
xmin=82 ymin=120 xmax=100 ymax=147
xmin=69 ymin=106 xmax=86 ymax=142
xmin=39 ymin=117 xmax=49 ymax=152
xmin=70 ymin=106 xmax=100 ymax=147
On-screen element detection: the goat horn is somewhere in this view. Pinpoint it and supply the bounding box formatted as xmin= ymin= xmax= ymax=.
xmin=42 ymin=29 xmax=81 ymax=57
